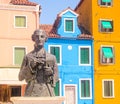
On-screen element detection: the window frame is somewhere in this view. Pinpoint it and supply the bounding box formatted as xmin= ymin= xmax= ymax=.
xmin=79 ymin=46 xmax=91 ymax=66
xmin=102 ymin=79 xmax=114 ymax=98
xmin=98 ymin=0 xmax=113 ymax=7
xmin=99 ymin=19 xmax=113 ymax=33
xmin=13 ymin=46 xmax=27 ymax=65
xmin=64 ymin=18 xmax=75 ymax=33
xmin=14 ymin=15 xmax=27 ymax=28
xmin=79 ymin=78 xmax=92 ymax=99
xmin=100 ymin=45 xmax=114 ymax=65
xmin=10 ymin=86 xmax=21 ymax=97
xmin=48 ymin=45 xmax=62 ymax=65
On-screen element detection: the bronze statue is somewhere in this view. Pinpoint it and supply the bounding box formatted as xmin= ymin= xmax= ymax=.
xmin=19 ymin=29 xmax=59 ymax=97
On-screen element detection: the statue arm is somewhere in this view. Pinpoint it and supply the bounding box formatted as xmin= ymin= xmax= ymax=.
xmin=18 ymin=56 xmax=28 ymax=81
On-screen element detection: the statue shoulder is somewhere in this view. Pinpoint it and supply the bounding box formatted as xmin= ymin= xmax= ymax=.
xmin=46 ymin=52 xmax=56 ymax=59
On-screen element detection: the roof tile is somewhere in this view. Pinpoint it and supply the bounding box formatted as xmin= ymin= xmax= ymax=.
xmin=40 ymin=24 xmax=92 ymax=39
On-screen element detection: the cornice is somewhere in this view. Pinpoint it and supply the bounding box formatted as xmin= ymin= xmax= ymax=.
xmin=0 ymin=4 xmax=40 ymax=12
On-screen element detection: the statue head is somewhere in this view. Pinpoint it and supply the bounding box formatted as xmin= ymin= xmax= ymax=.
xmin=32 ymin=29 xmax=48 ymax=47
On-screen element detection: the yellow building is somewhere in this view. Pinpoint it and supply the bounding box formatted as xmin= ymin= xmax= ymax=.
xmin=0 ymin=0 xmax=40 ymax=98
xmin=75 ymin=0 xmax=120 ymax=104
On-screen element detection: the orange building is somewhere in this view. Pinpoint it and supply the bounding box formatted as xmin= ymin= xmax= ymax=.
xmin=0 ymin=0 xmax=40 ymax=97
xmin=75 ymin=0 xmax=120 ymax=104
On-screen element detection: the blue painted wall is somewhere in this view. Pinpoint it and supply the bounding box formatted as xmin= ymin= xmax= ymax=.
xmin=45 ymin=38 xmax=94 ymax=104
xmin=44 ymin=8 xmax=94 ymax=104
xmin=57 ymin=11 xmax=81 ymax=38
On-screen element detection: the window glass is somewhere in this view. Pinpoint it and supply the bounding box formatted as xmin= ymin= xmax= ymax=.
xmin=15 ymin=16 xmax=26 ymax=27
xmin=10 ymin=86 xmax=21 ymax=97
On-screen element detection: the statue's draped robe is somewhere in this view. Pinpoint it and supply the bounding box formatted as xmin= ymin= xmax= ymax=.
xmin=19 ymin=49 xmax=59 ymax=96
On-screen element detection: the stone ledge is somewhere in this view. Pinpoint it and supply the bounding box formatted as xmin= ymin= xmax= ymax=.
xmin=10 ymin=96 xmax=65 ymax=104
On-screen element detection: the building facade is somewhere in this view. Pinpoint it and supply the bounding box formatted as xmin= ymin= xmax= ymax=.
xmin=40 ymin=8 xmax=94 ymax=104
xmin=75 ymin=0 xmax=120 ymax=104
xmin=0 ymin=0 xmax=40 ymax=97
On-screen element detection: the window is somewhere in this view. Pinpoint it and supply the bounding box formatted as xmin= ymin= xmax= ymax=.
xmin=64 ymin=18 xmax=74 ymax=32
xmin=102 ymin=79 xmax=114 ymax=98
xmin=54 ymin=80 xmax=60 ymax=96
xmin=15 ymin=16 xmax=27 ymax=28
xmin=79 ymin=46 xmax=91 ymax=65
xmin=10 ymin=86 xmax=21 ymax=97
xmin=49 ymin=45 xmax=61 ymax=65
xmin=80 ymin=79 xmax=92 ymax=99
xmin=14 ymin=47 xmax=26 ymax=65
xmin=100 ymin=46 xmax=114 ymax=64
xmin=99 ymin=20 xmax=113 ymax=32
xmin=98 ymin=0 xmax=112 ymax=6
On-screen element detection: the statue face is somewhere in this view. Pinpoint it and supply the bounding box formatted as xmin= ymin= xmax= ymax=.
xmin=34 ymin=33 xmax=46 ymax=47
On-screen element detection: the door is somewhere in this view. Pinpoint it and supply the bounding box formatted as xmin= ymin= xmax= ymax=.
xmin=64 ymin=85 xmax=77 ymax=104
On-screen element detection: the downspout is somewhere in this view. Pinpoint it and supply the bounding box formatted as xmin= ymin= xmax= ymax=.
xmin=35 ymin=5 xmax=41 ymax=29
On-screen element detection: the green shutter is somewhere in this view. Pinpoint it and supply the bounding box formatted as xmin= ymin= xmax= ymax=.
xmin=80 ymin=48 xmax=89 ymax=64
xmin=109 ymin=81 xmax=113 ymax=96
xmin=15 ymin=48 xmax=25 ymax=65
xmin=102 ymin=0 xmax=111 ymax=2
xmin=15 ymin=16 xmax=26 ymax=27
xmin=101 ymin=21 xmax=112 ymax=29
xmin=102 ymin=47 xmax=113 ymax=58
xmin=54 ymin=81 xmax=59 ymax=96
xmin=50 ymin=47 xmax=60 ymax=63
xmin=65 ymin=20 xmax=73 ymax=32
xmin=85 ymin=80 xmax=90 ymax=97
xmin=81 ymin=80 xmax=85 ymax=97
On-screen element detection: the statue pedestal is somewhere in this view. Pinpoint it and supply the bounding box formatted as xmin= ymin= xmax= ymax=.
xmin=10 ymin=96 xmax=65 ymax=104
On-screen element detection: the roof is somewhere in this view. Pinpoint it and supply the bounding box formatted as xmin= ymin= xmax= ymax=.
xmin=10 ymin=0 xmax=38 ymax=6
xmin=53 ymin=7 xmax=78 ymax=29
xmin=39 ymin=24 xmax=60 ymax=38
xmin=58 ymin=7 xmax=79 ymax=17
xmin=74 ymin=0 xmax=84 ymax=11
xmin=39 ymin=24 xmax=93 ymax=39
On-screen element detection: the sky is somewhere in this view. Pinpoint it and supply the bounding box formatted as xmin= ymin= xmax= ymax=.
xmin=30 ymin=0 xmax=80 ymax=24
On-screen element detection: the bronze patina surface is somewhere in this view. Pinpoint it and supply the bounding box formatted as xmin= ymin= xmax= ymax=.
xmin=19 ymin=29 xmax=59 ymax=97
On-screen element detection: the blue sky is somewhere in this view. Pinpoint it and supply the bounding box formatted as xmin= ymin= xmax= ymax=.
xmin=30 ymin=0 xmax=80 ymax=24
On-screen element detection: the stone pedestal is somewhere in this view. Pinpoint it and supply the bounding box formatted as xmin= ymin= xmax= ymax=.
xmin=10 ymin=96 xmax=65 ymax=104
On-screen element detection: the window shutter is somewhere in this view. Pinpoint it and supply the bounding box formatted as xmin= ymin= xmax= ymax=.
xmin=81 ymin=48 xmax=89 ymax=64
xmin=15 ymin=48 xmax=25 ymax=65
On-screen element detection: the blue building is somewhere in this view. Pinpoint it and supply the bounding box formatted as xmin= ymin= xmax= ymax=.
xmin=40 ymin=7 xmax=94 ymax=104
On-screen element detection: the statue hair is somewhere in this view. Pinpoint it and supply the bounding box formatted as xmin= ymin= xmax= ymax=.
xmin=31 ymin=29 xmax=48 ymax=42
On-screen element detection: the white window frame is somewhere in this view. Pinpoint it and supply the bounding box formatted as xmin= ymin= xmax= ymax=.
xmin=99 ymin=19 xmax=113 ymax=33
xmin=79 ymin=46 xmax=91 ymax=66
xmin=48 ymin=45 xmax=62 ymax=65
xmin=13 ymin=46 xmax=27 ymax=65
xmin=79 ymin=78 xmax=92 ymax=99
xmin=64 ymin=18 xmax=75 ymax=33
xmin=102 ymin=79 xmax=114 ymax=98
xmin=98 ymin=0 xmax=113 ymax=7
xmin=14 ymin=15 xmax=27 ymax=28
xmin=100 ymin=45 xmax=114 ymax=65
